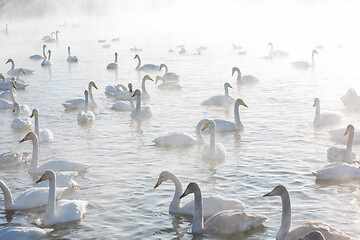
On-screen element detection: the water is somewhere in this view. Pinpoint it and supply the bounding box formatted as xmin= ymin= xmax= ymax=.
xmin=1 ymin=1 xmax=360 ymax=239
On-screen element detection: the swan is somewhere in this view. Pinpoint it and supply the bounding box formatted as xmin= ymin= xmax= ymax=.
xmin=131 ymin=89 xmax=152 ymax=120
xmin=329 ymin=128 xmax=360 ymax=145
xmin=41 ymin=50 xmax=52 ymax=66
xmin=233 ymin=44 xmax=242 ymax=50
xmin=114 ymin=83 xmax=133 ymax=101
xmin=139 ymin=75 xmax=154 ymax=100
xmin=153 ymin=119 xmax=209 ymax=148
xmin=291 ymin=50 xmax=318 ymax=69
xmin=155 ymin=76 xmax=182 ymax=90
xmin=29 ymin=45 xmax=47 ymax=60
xmin=232 ymin=67 xmax=259 ymax=84
xmin=168 ymin=49 xmax=175 ymax=52
xmin=238 ymin=51 xmax=247 ymax=55
xmin=202 ymin=82 xmax=234 ymax=107
xmin=42 ymin=32 xmax=55 ymax=40
xmin=0 ymin=73 xmax=27 ymax=90
xmin=37 ymin=171 xmax=78 ymax=189
xmin=179 ymin=48 xmax=186 ymax=54
xmin=63 ymin=81 xmax=98 ymax=110
xmin=0 ymin=179 xmax=65 ymax=210
xmin=67 ymin=46 xmax=78 ymax=62
xmin=0 ymin=226 xmax=53 ymax=240
xmin=327 ymin=125 xmax=356 ymax=163
xmin=45 ymin=30 xmax=59 ymax=42
xmin=263 ymin=185 xmax=350 ymax=240
xmin=9 ymin=81 xmax=30 ymax=114
xmin=77 ymin=90 xmax=95 ymax=125
xmin=312 ymin=162 xmax=360 ymax=181
xmin=202 ymin=120 xmax=226 ymax=160
xmin=6 ymin=59 xmax=34 ymax=75
xmin=313 ymin=98 xmax=341 ymax=127
xmin=130 ymin=47 xmax=143 ymax=52
xmin=300 ymin=231 xmax=325 ymax=240
xmin=154 ymin=171 xmax=244 ymax=217
xmin=112 ymin=84 xmax=134 ymax=111
xmin=20 ymin=132 xmax=90 ymax=174
xmin=0 ymin=95 xmax=12 ymax=109
xmin=30 ymin=109 xmax=54 ymax=143
xmin=179 ymin=182 xmax=266 ymax=235
xmin=214 ymin=98 xmax=248 ymax=132
xmin=105 ymin=83 xmax=127 ymax=97
xmin=11 ymin=103 xmax=32 ymax=130
xmin=341 ymin=88 xmax=360 ymax=111
xmin=264 ymin=42 xmax=288 ymax=59
xmin=111 ymin=37 xmax=120 ymax=42
xmin=0 ymin=151 xmax=30 ymax=168
xmin=36 ymin=170 xmax=87 ymax=227
xmin=107 ymin=52 xmax=118 ymax=69
xmin=159 ymin=64 xmax=180 ymax=81
xmin=134 ymin=54 xmax=159 ymax=72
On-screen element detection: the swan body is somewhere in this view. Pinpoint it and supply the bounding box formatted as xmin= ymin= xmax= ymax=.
xmin=233 ymin=44 xmax=242 ymax=50
xmin=329 ymin=128 xmax=360 ymax=145
xmin=154 ymin=171 xmax=245 ymax=217
xmin=11 ymin=103 xmax=32 ymax=130
xmin=105 ymin=83 xmax=127 ymax=97
xmin=232 ymin=67 xmax=259 ymax=84
xmin=291 ymin=50 xmax=318 ymax=69
xmin=327 ymin=125 xmax=356 ymax=163
xmin=0 ymin=151 xmax=30 ymax=168
xmin=29 ymin=45 xmax=47 ymax=60
xmin=300 ymin=231 xmax=325 ymax=240
xmin=6 ymin=59 xmax=34 ymax=75
xmin=36 ymin=170 xmax=87 ymax=227
xmin=312 ymin=162 xmax=360 ymax=181
xmin=107 ymin=52 xmax=118 ymax=69
xmin=153 ymin=119 xmax=208 ymax=148
xmin=264 ymin=42 xmax=288 ymax=59
xmin=214 ymin=99 xmax=247 ymax=132
xmin=179 ymin=182 xmax=266 ymax=235
xmin=0 ymin=227 xmax=53 ymax=240
xmin=155 ymin=76 xmax=182 ymax=90
xmin=202 ymin=83 xmax=234 ymax=107
xmin=179 ymin=48 xmax=186 ymax=54
xmin=0 ymin=90 xmax=11 ymax=100
xmin=30 ymin=109 xmax=54 ymax=143
xmin=159 ymin=64 xmax=180 ymax=81
xmin=134 ymin=54 xmax=159 ymax=72
xmin=20 ymin=132 xmax=90 ymax=174
xmin=0 ymin=74 xmax=27 ymax=90
xmin=41 ymin=50 xmax=52 ymax=66
xmin=42 ymin=32 xmax=55 ymax=40
xmin=45 ymin=30 xmax=59 ymax=43
xmin=67 ymin=46 xmax=78 ymax=62
xmin=263 ymin=185 xmax=350 ymax=240
xmin=112 ymin=84 xmax=134 ymax=111
xmin=313 ymin=98 xmax=341 ymax=127
xmin=9 ymin=81 xmax=30 ymax=114
xmin=114 ymin=83 xmax=133 ymax=101
xmin=63 ymin=81 xmax=98 ymax=110
xmin=202 ymin=120 xmax=226 ymax=160
xmin=341 ymin=88 xmax=360 ymax=111
xmin=131 ymin=89 xmax=152 ymax=120
xmin=77 ymin=90 xmax=95 ymax=124
xmin=0 ymin=98 xmax=12 ymax=109
xmin=140 ymin=75 xmax=154 ymax=100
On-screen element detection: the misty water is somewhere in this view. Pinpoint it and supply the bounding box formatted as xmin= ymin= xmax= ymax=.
xmin=1 ymin=0 xmax=360 ymax=239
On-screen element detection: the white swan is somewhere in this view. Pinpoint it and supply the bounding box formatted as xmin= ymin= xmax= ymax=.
xmin=154 ymin=171 xmax=244 ymax=217
xmin=42 ymin=31 xmax=55 ymax=40
xmin=0 ymin=95 xmax=12 ymax=109
xmin=29 ymin=44 xmax=47 ymax=60
xmin=0 ymin=227 xmax=53 ymax=240
xmin=30 ymin=109 xmax=54 ymax=143
xmin=264 ymin=42 xmax=288 ymax=59
xmin=313 ymin=98 xmax=341 ymax=127
xmin=6 ymin=59 xmax=34 ymax=75
xmin=63 ymin=81 xmax=98 ymax=110
xmin=0 ymin=179 xmax=65 ymax=210
xmin=291 ymin=50 xmax=318 ymax=69
xmin=112 ymin=84 xmax=134 ymax=111
xmin=312 ymin=162 xmax=360 ymax=181
xmin=140 ymin=75 xmax=154 ymax=100
xmin=202 ymin=120 xmax=226 ymax=160
xmin=179 ymin=182 xmax=266 ymax=235
xmin=114 ymin=83 xmax=133 ymax=101
xmin=179 ymin=48 xmax=186 ymax=54
xmin=106 ymin=52 xmax=118 ymax=69
xmin=105 ymin=83 xmax=127 ymax=97
xmin=134 ymin=54 xmax=159 ymax=72
xmin=300 ymin=231 xmax=325 ymax=240
xmin=155 ymin=76 xmax=182 ymax=91
xmin=41 ymin=50 xmax=52 ymax=66
xmin=233 ymin=44 xmax=242 ymax=50
xmin=131 ymin=89 xmax=152 ymax=120
xmin=20 ymin=132 xmax=90 ymax=174
xmin=214 ymin=99 xmax=248 ymax=132
xmin=0 ymin=151 xmax=30 ymax=168
xmin=45 ymin=30 xmax=59 ymax=43
xmin=341 ymin=88 xmax=360 ymax=111
xmin=77 ymin=90 xmax=95 ymax=125
xmin=0 ymin=73 xmax=27 ymax=90
xmin=232 ymin=67 xmax=259 ymax=84
xmin=327 ymin=125 xmax=356 ymax=163
xmin=67 ymin=46 xmax=78 ymax=62
xmin=329 ymin=128 xmax=360 ymax=145
xmin=11 ymin=103 xmax=32 ymax=130
xmin=202 ymin=82 xmax=234 ymax=107
xmin=9 ymin=81 xmax=30 ymax=114
xmin=159 ymin=64 xmax=180 ymax=81
xmin=36 ymin=170 xmax=87 ymax=227
xmin=153 ymin=119 xmax=208 ymax=148
xmin=263 ymin=185 xmax=350 ymax=240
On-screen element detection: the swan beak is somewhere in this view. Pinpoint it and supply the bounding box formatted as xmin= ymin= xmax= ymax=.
xmin=30 ymin=111 xmax=35 ymax=118
xmin=154 ymin=177 xmax=162 ymax=189
xmin=232 ymin=69 xmax=235 ymax=76
xmin=5 ymin=60 xmax=9 ymax=64
xmin=19 ymin=135 xmax=28 ymax=143
xmin=229 ymin=84 xmax=233 ymax=88
xmin=36 ymin=174 xmax=47 ymax=183
xmin=179 ymin=189 xmax=190 ymax=199
xmin=93 ymin=83 xmax=98 ymax=90
xmin=202 ymin=123 xmax=209 ymax=131
xmin=132 ymin=91 xmax=137 ymax=97
xmin=344 ymin=129 xmax=348 ymax=136
xmin=12 ymin=105 xmax=16 ymax=112
xmin=148 ymin=77 xmax=154 ymax=81
xmin=129 ymin=85 xmax=133 ymax=92
xmin=263 ymin=190 xmax=275 ymax=197
xmin=312 ymin=100 xmax=316 ymax=107
xmin=21 ymin=69 xmax=25 ymax=74
xmin=134 ymin=55 xmax=137 ymax=59
xmin=242 ymin=102 xmax=248 ymax=108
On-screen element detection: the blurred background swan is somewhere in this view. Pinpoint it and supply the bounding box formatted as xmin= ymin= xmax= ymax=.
xmin=155 ymin=76 xmax=182 ymax=90
xmin=41 ymin=50 xmax=52 ymax=66
xmin=263 ymin=42 xmax=288 ymax=59
xmin=327 ymin=125 xmax=355 ymax=163
xmin=107 ymin=52 xmax=118 ymax=69
xmin=29 ymin=44 xmax=47 ymax=60
xmin=341 ymin=88 xmax=360 ymax=111
xmin=313 ymin=98 xmax=341 ymax=127
xmin=202 ymin=82 xmax=234 ymax=107
xmin=232 ymin=67 xmax=259 ymax=84
xmin=67 ymin=46 xmax=78 ymax=62
xmin=6 ymin=59 xmax=34 ymax=75
xmin=77 ymin=90 xmax=95 ymax=125
xmin=134 ymin=54 xmax=159 ymax=72
xmin=291 ymin=50 xmax=318 ymax=69
xmin=0 ymin=226 xmax=52 ymax=240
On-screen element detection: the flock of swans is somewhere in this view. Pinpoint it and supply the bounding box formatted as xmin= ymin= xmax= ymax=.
xmin=0 ymin=26 xmax=358 ymax=240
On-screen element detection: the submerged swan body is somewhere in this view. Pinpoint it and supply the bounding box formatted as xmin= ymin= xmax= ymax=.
xmin=214 ymin=99 xmax=248 ymax=132
xmin=312 ymin=162 xmax=360 ymax=181
xmin=77 ymin=90 xmax=95 ymax=124
xmin=313 ymin=98 xmax=341 ymax=127
xmin=202 ymin=83 xmax=234 ymax=107
xmin=134 ymin=54 xmax=159 ymax=72
xmin=232 ymin=67 xmax=259 ymax=84
xmin=107 ymin=52 xmax=118 ymax=69
xmin=291 ymin=50 xmax=318 ymax=69
xmin=327 ymin=125 xmax=356 ymax=163
xmin=31 ymin=108 xmax=54 ymax=143
xmin=202 ymin=120 xmax=226 ymax=160
xmin=263 ymin=185 xmax=350 ymax=240
xmin=131 ymin=89 xmax=152 ymax=120
xmin=63 ymin=81 xmax=98 ymax=110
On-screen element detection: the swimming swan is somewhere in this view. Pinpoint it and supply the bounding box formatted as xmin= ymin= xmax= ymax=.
xmin=264 ymin=42 xmax=288 ymax=59
xmin=45 ymin=30 xmax=59 ymax=43
xmin=155 ymin=76 xmax=182 ymax=90
xmin=214 ymin=99 xmax=248 ymax=132
xmin=263 ymin=185 xmax=350 ymax=240
xmin=0 ymin=73 xmax=27 ymax=90
xmin=114 ymin=83 xmax=134 ymax=101
xmin=131 ymin=89 xmax=152 ymax=120
xmin=107 ymin=52 xmax=118 ymax=69
xmin=154 ymin=171 xmax=244 ymax=217
xmin=313 ymin=98 xmax=341 ymax=127
xmin=63 ymin=81 xmax=98 ymax=110
xmin=105 ymin=83 xmax=127 ymax=97
xmin=36 ymin=170 xmax=87 ymax=227
xmin=329 ymin=127 xmax=360 ymax=145
xmin=202 ymin=83 xmax=234 ymax=107
xmin=232 ymin=67 xmax=259 ymax=84
xmin=202 ymin=120 xmax=226 ymax=160
xmin=341 ymin=88 xmax=360 ymax=111
xmin=327 ymin=124 xmax=356 ymax=163
xmin=41 ymin=50 xmax=52 ymax=66
xmin=20 ymin=132 xmax=90 ymax=174
xmin=29 ymin=44 xmax=47 ymax=60
xmin=134 ymin=54 xmax=159 ymax=72
xmin=0 ymin=151 xmax=30 ymax=168
xmin=291 ymin=50 xmax=318 ymax=69
xmin=112 ymin=84 xmax=134 ymax=111
xmin=30 ymin=109 xmax=54 ymax=143
xmin=0 ymin=226 xmax=53 ymax=240
xmin=159 ymin=64 xmax=180 ymax=81
xmin=67 ymin=46 xmax=78 ymax=62
xmin=312 ymin=162 xmax=360 ymax=181
xmin=11 ymin=103 xmax=32 ymax=130
xmin=77 ymin=90 xmax=95 ymax=125
xmin=6 ymin=59 xmax=34 ymax=75
xmin=180 ymin=182 xmax=266 ymax=235
xmin=140 ymin=75 xmax=154 ymax=100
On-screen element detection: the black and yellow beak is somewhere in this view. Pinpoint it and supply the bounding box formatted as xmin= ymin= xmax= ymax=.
xmin=202 ymin=123 xmax=209 ymax=131
xmin=154 ymin=177 xmax=162 ymax=189
xmin=19 ymin=135 xmax=29 ymax=143
xmin=36 ymin=174 xmax=47 ymax=183
xmin=12 ymin=105 xmax=16 ymax=112
xmin=30 ymin=111 xmax=35 ymax=118
xmin=93 ymin=83 xmax=98 ymax=90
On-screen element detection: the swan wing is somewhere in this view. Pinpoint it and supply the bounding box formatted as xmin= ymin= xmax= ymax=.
xmin=37 ymin=160 xmax=90 ymax=173
xmin=286 ymin=222 xmax=350 ymax=240
xmin=0 ymin=227 xmax=53 ymax=240
xmin=214 ymin=119 xmax=239 ymax=132
xmin=154 ymin=133 xmax=196 ymax=147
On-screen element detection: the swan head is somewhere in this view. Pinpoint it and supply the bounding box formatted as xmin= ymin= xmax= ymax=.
xmin=154 ymin=171 xmax=172 ymax=189
xmin=115 ymin=52 xmax=118 ymax=58
xmin=267 ymin=42 xmax=273 ymax=46
xmin=263 ymin=185 xmax=288 ymax=197
xmin=68 ymin=46 xmax=70 ymax=51
xmin=10 ymin=80 xmax=16 ymax=89
xmin=313 ymin=98 xmax=319 ymax=107
xmin=90 ymin=81 xmax=98 ymax=90
xmin=134 ymin=54 xmax=139 ymax=59
xmin=201 ymin=120 xmax=215 ymax=131
xmin=30 ymin=109 xmax=39 ymax=118
xmin=179 ymin=182 xmax=200 ymax=199
xmin=128 ymin=83 xmax=133 ymax=93
xmin=143 ymin=75 xmax=153 ymax=82
xmin=19 ymin=131 xmax=37 ymax=143
xmin=132 ymin=89 xmax=141 ymax=97
xmin=47 ymin=50 xmax=51 ymax=54
xmin=345 ymin=124 xmax=354 ymax=135
xmin=12 ymin=103 xmax=19 ymax=113
xmin=312 ymin=50 xmax=318 ymax=55
xmin=159 ymin=64 xmax=166 ymax=71
xmin=235 ymin=99 xmax=248 ymax=108
xmin=5 ymin=59 xmax=13 ymax=64
xmin=232 ymin=67 xmax=240 ymax=76
xmin=299 ymin=231 xmax=325 ymax=240
xmin=224 ymin=82 xmax=232 ymax=89
xmin=19 ymin=68 xmax=25 ymax=75
xmin=155 ymin=76 xmax=164 ymax=84
xmin=43 ymin=44 xmax=47 ymax=48
xmin=36 ymin=170 xmax=56 ymax=183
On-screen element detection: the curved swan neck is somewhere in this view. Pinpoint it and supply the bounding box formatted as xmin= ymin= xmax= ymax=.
xmin=162 ymin=64 xmax=168 ymax=73
xmin=314 ymin=102 xmax=320 ymax=124
xmin=9 ymin=83 xmax=16 ymax=104
xmin=168 ymin=173 xmax=183 ymax=210
xmin=210 ymin=126 xmax=216 ymax=151
xmin=224 ymin=85 xmax=229 ymax=96
xmin=278 ymin=190 xmax=292 ymax=239
xmin=0 ymin=180 xmax=15 ymax=210
xmin=346 ymin=130 xmax=354 ymax=154
xmin=136 ymin=56 xmax=141 ymax=70
xmin=85 ymin=92 xmax=89 ymax=112
xmin=29 ymin=135 xmax=40 ymax=170
xmin=312 ymin=51 xmax=316 ymax=66
xmin=234 ymin=103 xmax=242 ymax=127
xmin=192 ymin=186 xmax=205 ymax=233
xmin=135 ymin=94 xmax=141 ymax=111
xmin=235 ymin=68 xmax=241 ymax=82
xmin=43 ymin=45 xmax=46 ymax=58
xmin=48 ymin=51 xmax=51 ymax=60
xmin=45 ymin=174 xmax=56 ymax=219
xmin=14 ymin=105 xmax=21 ymax=118
xmin=88 ymin=84 xmax=95 ymax=104
xmin=129 ymin=92 xmax=135 ymax=111
xmin=9 ymin=59 xmax=14 ymax=70
xmin=141 ymin=78 xmax=148 ymax=96
xmin=195 ymin=122 xmax=204 ymax=144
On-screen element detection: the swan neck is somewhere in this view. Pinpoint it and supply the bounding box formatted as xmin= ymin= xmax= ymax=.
xmin=48 ymin=51 xmax=51 ymax=60
xmin=210 ymin=127 xmax=216 ymax=151
xmin=136 ymin=56 xmax=141 ymax=70
xmin=34 ymin=113 xmax=40 ymax=138
xmin=234 ymin=103 xmax=241 ymax=127
xmin=9 ymin=84 xmax=16 ymax=104
xmin=85 ymin=93 xmax=89 ymax=112
xmin=195 ymin=123 xmax=204 ymax=144
xmin=115 ymin=54 xmax=117 ymax=63
xmin=29 ymin=136 xmax=40 ymax=170
xmin=278 ymin=191 xmax=292 ymax=239
xmin=224 ymin=85 xmax=229 ymax=96
xmin=45 ymin=176 xmax=56 ymax=219
xmin=164 ymin=65 xmax=168 ymax=73
xmin=346 ymin=130 xmax=354 ymax=153
xmin=88 ymin=85 xmax=95 ymax=104
xmin=236 ymin=69 xmax=241 ymax=82
xmin=141 ymin=79 xmax=148 ymax=96
xmin=15 ymin=106 xmax=21 ymax=118
xmin=135 ymin=94 xmax=141 ymax=111
xmin=192 ymin=187 xmax=205 ymax=233
xmin=0 ymin=181 xmax=14 ymax=210
xmin=314 ymin=103 xmax=320 ymax=123
xmin=68 ymin=47 xmax=70 ymax=57
xmin=43 ymin=46 xmax=46 ymax=58
xmin=168 ymin=173 xmax=183 ymax=210
xmin=129 ymin=92 xmax=135 ymax=111
xmin=312 ymin=52 xmax=315 ymax=66
xmin=10 ymin=60 xmax=14 ymax=70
